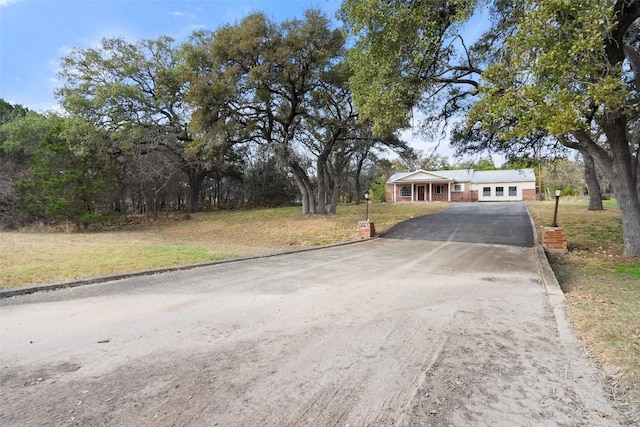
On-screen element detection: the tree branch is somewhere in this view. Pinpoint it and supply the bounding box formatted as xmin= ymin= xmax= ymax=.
xmin=606 ymin=0 xmax=640 ymax=64
xmin=623 ymin=44 xmax=640 ymax=91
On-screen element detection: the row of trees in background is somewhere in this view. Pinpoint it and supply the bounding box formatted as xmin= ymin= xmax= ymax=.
xmin=0 ymin=11 xmax=412 ymax=228
xmin=2 ymin=89 xmax=598 ymax=229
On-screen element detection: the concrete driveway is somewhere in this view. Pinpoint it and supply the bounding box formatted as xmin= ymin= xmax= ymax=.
xmin=0 ymin=204 xmax=621 ymax=426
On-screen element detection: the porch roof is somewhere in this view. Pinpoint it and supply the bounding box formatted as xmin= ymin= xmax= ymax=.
xmin=387 ymin=169 xmax=474 ymax=184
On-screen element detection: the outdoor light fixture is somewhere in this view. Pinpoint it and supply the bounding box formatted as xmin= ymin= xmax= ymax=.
xmin=364 ymin=190 xmax=371 ymax=221
xmin=552 ymin=189 xmax=561 ymax=227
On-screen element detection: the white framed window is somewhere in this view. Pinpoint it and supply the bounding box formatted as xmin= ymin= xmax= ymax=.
xmin=453 ymin=183 xmax=464 ymax=192
xmin=509 ymin=186 xmax=517 ymax=196
xmin=400 ymin=186 xmax=411 ymax=197
xmin=435 ymin=185 xmax=443 ymax=194
xmin=483 ymin=187 xmax=491 ymax=196
xmin=496 ymin=186 xmax=504 ymax=196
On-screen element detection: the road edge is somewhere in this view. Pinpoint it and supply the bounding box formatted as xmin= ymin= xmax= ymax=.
xmin=526 ymin=204 xmax=622 ymax=422
xmin=0 ymin=237 xmax=377 ymax=299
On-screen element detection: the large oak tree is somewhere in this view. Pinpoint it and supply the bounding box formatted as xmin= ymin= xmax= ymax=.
xmin=57 ymin=36 xmax=215 ymax=212
xmin=186 ymin=10 xmax=349 ymax=214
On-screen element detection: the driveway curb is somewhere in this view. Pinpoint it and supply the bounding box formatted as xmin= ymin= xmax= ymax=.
xmin=525 ymin=204 xmax=564 ymax=298
xmin=526 ymin=205 xmax=602 ymax=392
xmin=0 ymin=238 xmax=376 ymax=299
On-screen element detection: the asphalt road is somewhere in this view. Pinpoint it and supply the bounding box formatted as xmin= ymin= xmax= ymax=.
xmin=382 ymin=202 xmax=535 ymax=247
xmin=0 ymin=203 xmax=622 ymax=425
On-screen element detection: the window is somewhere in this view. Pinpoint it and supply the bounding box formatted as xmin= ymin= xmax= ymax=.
xmin=483 ymin=187 xmax=491 ymax=196
xmin=496 ymin=186 xmax=504 ymax=196
xmin=453 ymin=184 xmax=464 ymax=192
xmin=435 ymin=185 xmax=443 ymax=194
xmin=400 ymin=186 xmax=411 ymax=197
xmin=509 ymin=186 xmax=517 ymax=196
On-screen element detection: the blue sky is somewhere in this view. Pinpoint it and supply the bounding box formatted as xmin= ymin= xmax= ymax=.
xmin=0 ymin=0 xmax=342 ymax=112
xmin=1 ymin=0 xmax=494 ymax=162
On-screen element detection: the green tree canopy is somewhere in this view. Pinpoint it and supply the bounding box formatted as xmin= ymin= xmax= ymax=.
xmin=185 ymin=9 xmax=389 ymax=214
xmin=56 ymin=36 xmax=220 ymax=212
xmin=2 ymin=113 xmax=116 ymax=227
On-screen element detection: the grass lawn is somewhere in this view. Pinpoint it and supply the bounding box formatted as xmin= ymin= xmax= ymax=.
xmin=0 ymin=203 xmax=447 ymax=289
xmin=527 ymin=199 xmax=639 ymax=420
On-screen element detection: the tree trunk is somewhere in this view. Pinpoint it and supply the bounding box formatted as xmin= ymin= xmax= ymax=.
xmin=590 ymin=113 xmax=640 ymax=257
xmin=289 ymin=161 xmax=316 ymax=215
xmin=328 ymin=148 xmax=350 ymax=212
xmin=316 ymin=158 xmax=327 ymax=215
xmin=153 ymin=189 xmax=158 ymax=219
xmin=291 ymin=170 xmax=309 ymax=214
xmin=186 ymin=170 xmax=203 ymax=213
xmin=581 ymin=150 xmax=603 ymax=211
xmin=609 ymin=174 xmax=640 ymax=258
xmin=330 ymin=175 xmax=340 ymax=215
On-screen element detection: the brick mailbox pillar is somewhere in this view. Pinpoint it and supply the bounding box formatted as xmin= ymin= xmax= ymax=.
xmin=542 ymin=227 xmax=568 ymax=253
xmin=356 ymin=220 xmax=375 ymax=238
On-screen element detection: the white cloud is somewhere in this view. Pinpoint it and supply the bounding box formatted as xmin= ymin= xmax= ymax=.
xmin=170 ymin=10 xmax=196 ymax=19
xmin=0 ymin=0 xmax=22 ymax=7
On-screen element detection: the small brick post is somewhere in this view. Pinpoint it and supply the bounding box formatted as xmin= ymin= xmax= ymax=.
xmin=356 ymin=220 xmax=375 ymax=238
xmin=542 ymin=227 xmax=568 ymax=253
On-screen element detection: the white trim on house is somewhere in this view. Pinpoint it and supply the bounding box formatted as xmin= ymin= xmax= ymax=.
xmin=453 ymin=183 xmax=465 ymax=192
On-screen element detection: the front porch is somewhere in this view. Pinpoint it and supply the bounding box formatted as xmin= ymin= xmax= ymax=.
xmin=390 ymin=182 xmax=452 ymax=203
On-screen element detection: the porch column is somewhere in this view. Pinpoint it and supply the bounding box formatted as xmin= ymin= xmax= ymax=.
xmin=393 ymin=183 xmax=397 ymax=202
xmin=448 ymin=182 xmax=451 ymax=202
xmin=411 ymin=184 xmax=414 ymax=201
xmin=429 ymin=182 xmax=432 ymax=202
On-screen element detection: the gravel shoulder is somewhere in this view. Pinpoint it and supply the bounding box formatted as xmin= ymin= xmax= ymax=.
xmin=0 ymin=239 xmax=621 ymax=426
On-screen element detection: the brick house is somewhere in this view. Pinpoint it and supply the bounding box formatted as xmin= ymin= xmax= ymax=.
xmin=386 ymin=169 xmax=536 ymax=203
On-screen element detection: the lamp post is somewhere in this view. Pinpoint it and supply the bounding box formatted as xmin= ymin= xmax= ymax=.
xmin=552 ymin=189 xmax=561 ymax=227
xmin=364 ymin=190 xmax=370 ymax=221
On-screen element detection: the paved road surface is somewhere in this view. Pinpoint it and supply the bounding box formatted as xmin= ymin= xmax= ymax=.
xmin=0 ymin=204 xmax=622 ymax=425
xmin=383 ymin=202 xmax=535 ymax=247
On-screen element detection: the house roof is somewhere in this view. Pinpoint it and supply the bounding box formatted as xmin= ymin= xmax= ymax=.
xmin=387 ymin=170 xmax=454 ymax=182
xmin=387 ymin=168 xmax=535 ymax=184
xmin=472 ymin=169 xmax=536 ymax=183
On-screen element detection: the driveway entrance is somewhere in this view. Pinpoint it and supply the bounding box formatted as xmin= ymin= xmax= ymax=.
xmin=383 ymin=202 xmax=535 ymax=247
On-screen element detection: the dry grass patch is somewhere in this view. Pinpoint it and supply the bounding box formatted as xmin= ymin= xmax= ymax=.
xmin=528 ymin=200 xmax=640 ymax=421
xmin=0 ymin=203 xmax=447 ymax=289
xmin=0 ymin=231 xmax=234 ymax=288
